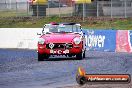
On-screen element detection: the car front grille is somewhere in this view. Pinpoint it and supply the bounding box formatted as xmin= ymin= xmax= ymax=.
xmin=46 ymin=43 xmax=73 ymax=49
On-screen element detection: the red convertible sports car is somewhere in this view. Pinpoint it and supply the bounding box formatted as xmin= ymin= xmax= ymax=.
xmin=37 ymin=23 xmax=86 ymax=61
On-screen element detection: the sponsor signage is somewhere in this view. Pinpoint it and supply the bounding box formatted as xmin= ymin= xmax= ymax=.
xmin=73 ymin=0 xmax=92 ymax=4
xmin=76 ymin=67 xmax=131 ymax=85
xmin=116 ymin=30 xmax=132 ymax=52
xmin=29 ymin=0 xmax=48 ymax=5
xmin=82 ymin=29 xmax=116 ymax=51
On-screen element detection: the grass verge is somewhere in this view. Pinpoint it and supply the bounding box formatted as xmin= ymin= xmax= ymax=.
xmin=0 ymin=16 xmax=132 ymax=30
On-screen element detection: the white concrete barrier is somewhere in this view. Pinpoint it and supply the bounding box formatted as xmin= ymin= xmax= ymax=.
xmin=0 ymin=28 xmax=43 ymax=49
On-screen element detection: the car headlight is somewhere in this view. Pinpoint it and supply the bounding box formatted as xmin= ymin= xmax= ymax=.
xmin=73 ymin=37 xmax=81 ymax=45
xmin=38 ymin=38 xmax=45 ymax=44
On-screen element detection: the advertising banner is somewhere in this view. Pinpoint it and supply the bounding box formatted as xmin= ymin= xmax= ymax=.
xmin=116 ymin=30 xmax=132 ymax=52
xmin=82 ymin=29 xmax=116 ymax=52
xmin=0 ymin=28 xmax=131 ymax=52
xmin=73 ymin=0 xmax=92 ymax=4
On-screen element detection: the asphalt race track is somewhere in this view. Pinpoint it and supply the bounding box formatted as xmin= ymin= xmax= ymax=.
xmin=0 ymin=49 xmax=132 ymax=88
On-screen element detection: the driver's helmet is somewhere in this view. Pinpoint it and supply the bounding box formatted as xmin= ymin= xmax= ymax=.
xmin=50 ymin=22 xmax=57 ymax=25
xmin=49 ymin=23 xmax=58 ymax=32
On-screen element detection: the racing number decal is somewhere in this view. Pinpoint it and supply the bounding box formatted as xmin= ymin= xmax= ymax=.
xmin=58 ymin=50 xmax=62 ymax=54
xmin=50 ymin=50 xmax=69 ymax=54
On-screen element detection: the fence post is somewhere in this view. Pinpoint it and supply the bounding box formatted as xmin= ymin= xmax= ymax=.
xmin=71 ymin=1 xmax=73 ymax=16
xmin=59 ymin=0 xmax=61 ymax=17
xmin=9 ymin=0 xmax=11 ymax=9
xmin=111 ymin=0 xmax=113 ymax=18
xmin=27 ymin=1 xmax=29 ymax=16
xmin=16 ymin=1 xmax=18 ymax=17
xmin=37 ymin=2 xmax=38 ymax=18
xmin=47 ymin=1 xmax=50 ymax=17
xmin=83 ymin=3 xmax=85 ymax=22
xmin=124 ymin=0 xmax=127 ymax=18
xmin=5 ymin=0 xmax=7 ymax=9
xmin=97 ymin=1 xmax=99 ymax=17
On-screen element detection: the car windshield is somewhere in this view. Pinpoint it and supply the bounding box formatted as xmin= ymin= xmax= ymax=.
xmin=58 ymin=24 xmax=79 ymax=32
xmin=45 ymin=24 xmax=59 ymax=32
xmin=44 ymin=24 xmax=80 ymax=33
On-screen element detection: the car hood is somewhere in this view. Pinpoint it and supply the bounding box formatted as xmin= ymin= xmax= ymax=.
xmin=41 ymin=33 xmax=80 ymax=43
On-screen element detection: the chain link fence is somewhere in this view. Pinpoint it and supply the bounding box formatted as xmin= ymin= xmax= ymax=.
xmin=0 ymin=0 xmax=132 ymax=19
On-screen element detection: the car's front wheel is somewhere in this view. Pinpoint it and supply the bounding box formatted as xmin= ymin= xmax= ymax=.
xmin=76 ymin=52 xmax=83 ymax=60
xmin=68 ymin=54 xmax=73 ymax=57
xmin=83 ymin=50 xmax=86 ymax=58
xmin=38 ymin=53 xmax=49 ymax=61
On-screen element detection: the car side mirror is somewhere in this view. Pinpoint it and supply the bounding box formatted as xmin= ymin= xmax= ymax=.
xmin=37 ymin=33 xmax=41 ymax=35
xmin=43 ymin=27 xmax=45 ymax=30
xmin=80 ymin=28 xmax=85 ymax=35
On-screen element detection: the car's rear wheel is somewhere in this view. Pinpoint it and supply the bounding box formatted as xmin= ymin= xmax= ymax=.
xmin=38 ymin=53 xmax=49 ymax=61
